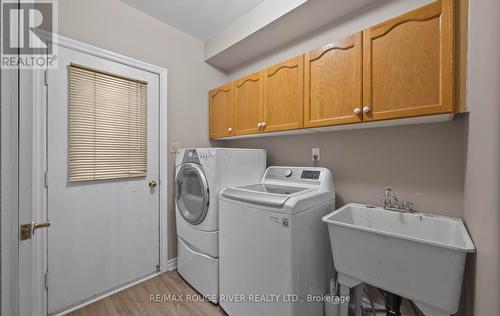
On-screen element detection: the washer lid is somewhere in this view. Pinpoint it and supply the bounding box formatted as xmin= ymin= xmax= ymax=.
xmin=240 ymin=184 xmax=308 ymax=195
xmin=221 ymin=184 xmax=310 ymax=208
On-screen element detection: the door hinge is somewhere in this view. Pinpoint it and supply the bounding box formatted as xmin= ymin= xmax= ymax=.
xmin=44 ymin=170 xmax=48 ymax=187
xmin=44 ymin=70 xmax=48 ymax=86
xmin=156 ymin=264 xmax=161 ymax=273
xmin=44 ymin=271 xmax=49 ymax=289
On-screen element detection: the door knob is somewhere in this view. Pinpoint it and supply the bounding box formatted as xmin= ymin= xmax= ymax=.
xmin=354 ymin=107 xmax=361 ymax=114
xmin=149 ymin=181 xmax=157 ymax=188
xmin=363 ymin=106 xmax=370 ymax=113
xmin=32 ymin=220 xmax=50 ymax=235
xmin=261 ymin=122 xmax=266 ymax=127
xmin=257 ymin=122 xmax=262 ymax=128
xmin=228 ymin=127 xmax=233 ymax=132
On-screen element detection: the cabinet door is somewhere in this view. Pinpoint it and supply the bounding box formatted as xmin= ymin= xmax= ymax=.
xmin=233 ymin=72 xmax=264 ymax=136
xmin=263 ymin=56 xmax=304 ymax=132
xmin=209 ymin=84 xmax=234 ymax=138
xmin=363 ymin=0 xmax=454 ymax=121
xmin=304 ymin=33 xmax=363 ymax=127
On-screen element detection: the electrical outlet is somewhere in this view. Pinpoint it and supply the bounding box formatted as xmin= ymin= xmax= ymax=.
xmin=312 ymin=147 xmax=320 ymax=161
xmin=170 ymin=142 xmax=181 ymax=154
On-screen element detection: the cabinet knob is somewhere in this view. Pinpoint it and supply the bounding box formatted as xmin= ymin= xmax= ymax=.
xmin=257 ymin=122 xmax=262 ymax=128
xmin=354 ymin=107 xmax=361 ymax=114
xmin=228 ymin=127 xmax=233 ymax=132
xmin=261 ymin=122 xmax=266 ymax=127
xmin=363 ymin=106 xmax=370 ymax=113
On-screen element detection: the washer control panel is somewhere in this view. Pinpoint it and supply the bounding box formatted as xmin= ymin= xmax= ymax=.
xmin=300 ymin=170 xmax=321 ymax=180
xmin=264 ymin=167 xmax=323 ymax=182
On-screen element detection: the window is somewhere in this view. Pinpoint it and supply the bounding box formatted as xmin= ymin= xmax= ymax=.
xmin=68 ymin=64 xmax=148 ymax=181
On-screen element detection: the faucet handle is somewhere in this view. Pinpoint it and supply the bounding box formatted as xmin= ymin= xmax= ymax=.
xmin=402 ymin=201 xmax=415 ymax=212
xmin=381 ymin=198 xmax=391 ymax=208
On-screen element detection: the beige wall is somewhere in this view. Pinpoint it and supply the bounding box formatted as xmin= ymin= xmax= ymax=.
xmin=226 ymin=118 xmax=467 ymax=216
xmin=462 ymin=0 xmax=500 ymax=314
xmin=57 ymin=0 xmax=228 ymax=259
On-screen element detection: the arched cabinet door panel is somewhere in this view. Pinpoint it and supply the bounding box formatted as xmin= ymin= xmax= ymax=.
xmin=363 ymin=0 xmax=454 ymax=121
xmin=209 ymin=83 xmax=234 ymax=138
xmin=233 ymin=72 xmax=264 ymax=136
xmin=304 ymin=32 xmax=363 ymax=127
xmin=263 ymin=55 xmax=304 ymax=132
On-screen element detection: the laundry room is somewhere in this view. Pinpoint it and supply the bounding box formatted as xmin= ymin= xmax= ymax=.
xmin=1 ymin=0 xmax=498 ymax=316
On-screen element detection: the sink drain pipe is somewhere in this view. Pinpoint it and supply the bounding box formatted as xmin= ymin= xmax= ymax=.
xmin=384 ymin=291 xmax=402 ymax=316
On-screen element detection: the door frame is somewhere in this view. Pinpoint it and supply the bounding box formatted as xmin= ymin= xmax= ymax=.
xmin=4 ymin=33 xmax=169 ymax=315
xmin=1 ymin=0 xmax=20 ymax=314
xmin=0 ymin=65 xmax=20 ymax=315
xmin=46 ymin=34 xmax=170 ymax=314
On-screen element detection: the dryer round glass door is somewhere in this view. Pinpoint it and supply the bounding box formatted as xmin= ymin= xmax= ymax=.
xmin=176 ymin=163 xmax=210 ymax=225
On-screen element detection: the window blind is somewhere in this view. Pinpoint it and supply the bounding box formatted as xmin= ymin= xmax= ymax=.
xmin=69 ymin=64 xmax=148 ymax=181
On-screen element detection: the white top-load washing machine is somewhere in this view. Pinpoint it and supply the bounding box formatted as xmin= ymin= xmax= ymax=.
xmin=175 ymin=148 xmax=266 ymax=303
xmin=219 ymin=166 xmax=335 ymax=316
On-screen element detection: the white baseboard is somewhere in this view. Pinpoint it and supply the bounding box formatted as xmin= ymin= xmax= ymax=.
xmin=167 ymin=257 xmax=178 ymax=271
xmin=51 ymin=272 xmax=159 ymax=316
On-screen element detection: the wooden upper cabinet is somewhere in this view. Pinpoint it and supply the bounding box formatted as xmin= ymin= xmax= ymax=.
xmin=363 ymin=0 xmax=454 ymax=121
xmin=304 ymin=33 xmax=363 ymax=127
xmin=233 ymin=72 xmax=264 ymax=136
xmin=263 ymin=55 xmax=304 ymax=132
xmin=209 ymin=84 xmax=234 ymax=138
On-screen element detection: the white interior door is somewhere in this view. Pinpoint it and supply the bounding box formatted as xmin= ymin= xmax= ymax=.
xmin=46 ymin=45 xmax=160 ymax=314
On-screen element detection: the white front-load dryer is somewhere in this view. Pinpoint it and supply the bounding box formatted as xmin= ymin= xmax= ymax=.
xmin=175 ymin=148 xmax=266 ymax=303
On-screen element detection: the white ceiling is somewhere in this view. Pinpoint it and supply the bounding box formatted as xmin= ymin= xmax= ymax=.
xmin=120 ymin=0 xmax=265 ymax=41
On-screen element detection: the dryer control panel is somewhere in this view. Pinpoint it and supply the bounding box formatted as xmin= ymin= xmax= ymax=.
xmin=181 ymin=149 xmax=201 ymax=164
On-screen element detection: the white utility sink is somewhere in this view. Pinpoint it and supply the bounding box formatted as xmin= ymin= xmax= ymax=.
xmin=322 ymin=203 xmax=475 ymax=316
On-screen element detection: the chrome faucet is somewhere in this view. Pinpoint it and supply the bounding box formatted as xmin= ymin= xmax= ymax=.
xmin=382 ymin=188 xmax=415 ymax=213
xmin=384 ymin=188 xmax=400 ymax=209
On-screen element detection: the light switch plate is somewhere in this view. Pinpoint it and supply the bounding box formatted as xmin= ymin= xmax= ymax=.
xmin=312 ymin=147 xmax=320 ymax=161
xmin=170 ymin=142 xmax=181 ymax=154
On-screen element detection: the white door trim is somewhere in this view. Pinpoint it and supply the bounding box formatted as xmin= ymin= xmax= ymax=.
xmin=30 ymin=34 xmax=169 ymax=315
xmin=0 ymin=0 xmax=20 ymax=314
xmin=0 ymin=48 xmax=20 ymax=316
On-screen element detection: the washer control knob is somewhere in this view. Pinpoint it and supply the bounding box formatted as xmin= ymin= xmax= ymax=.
xmin=284 ymin=170 xmax=293 ymax=177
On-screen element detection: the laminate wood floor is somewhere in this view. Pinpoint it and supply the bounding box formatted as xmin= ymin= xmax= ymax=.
xmin=68 ymin=271 xmax=225 ymax=316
